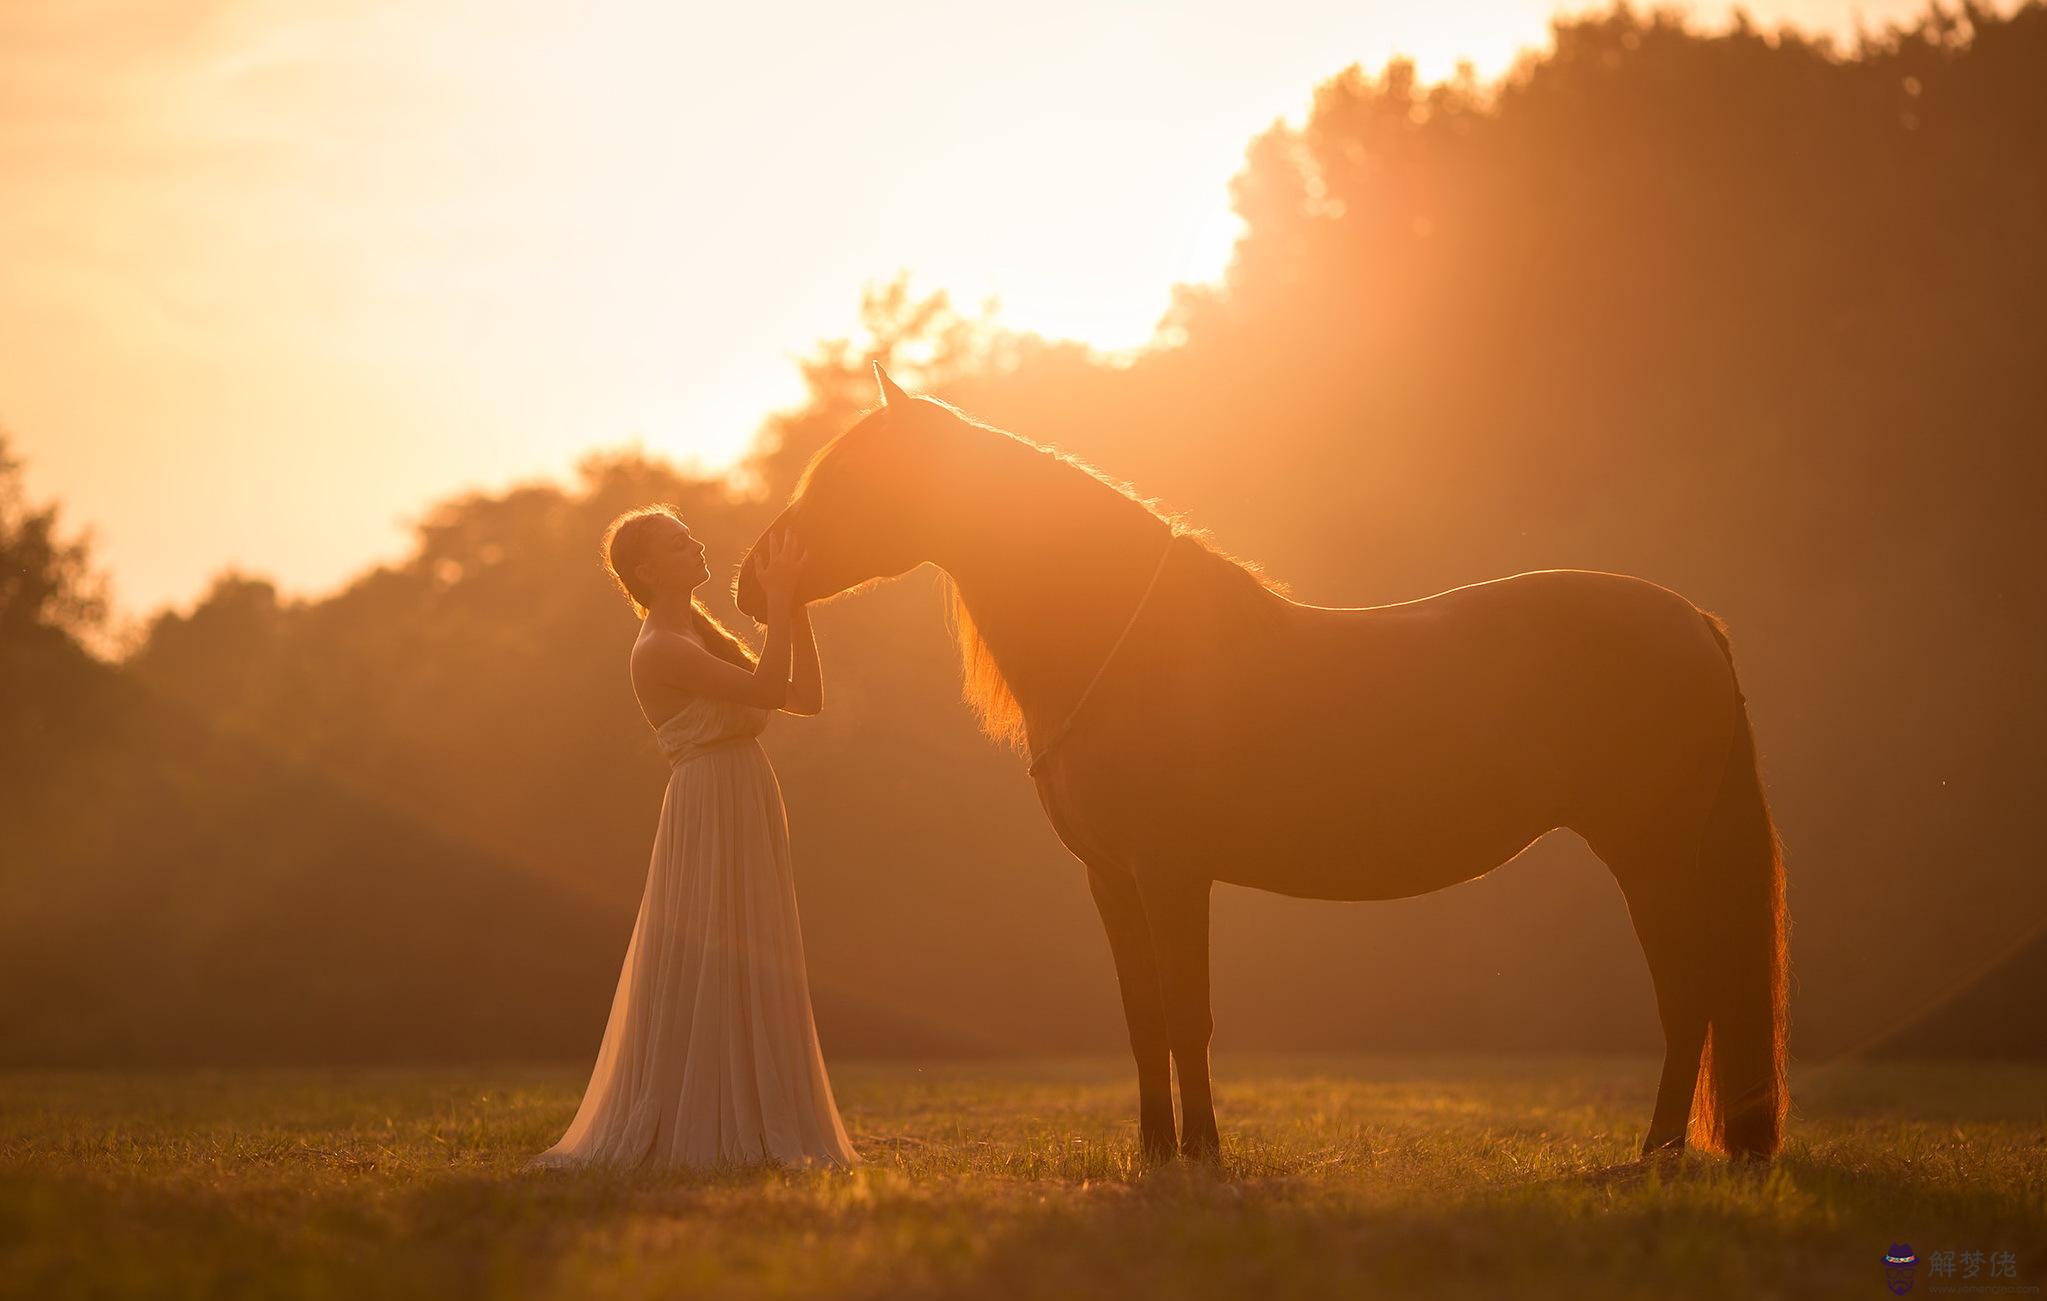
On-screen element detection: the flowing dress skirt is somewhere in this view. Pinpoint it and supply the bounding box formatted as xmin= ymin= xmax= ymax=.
xmin=534 ymin=735 xmax=857 ymax=1169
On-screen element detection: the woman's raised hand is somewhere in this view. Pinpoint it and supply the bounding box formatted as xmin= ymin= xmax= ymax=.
xmin=755 ymin=532 xmax=810 ymax=609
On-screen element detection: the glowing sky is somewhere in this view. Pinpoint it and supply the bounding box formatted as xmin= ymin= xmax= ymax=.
xmin=0 ymin=0 xmax=1960 ymax=619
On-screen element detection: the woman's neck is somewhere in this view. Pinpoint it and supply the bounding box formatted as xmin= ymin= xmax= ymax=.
xmin=644 ymin=591 xmax=698 ymax=634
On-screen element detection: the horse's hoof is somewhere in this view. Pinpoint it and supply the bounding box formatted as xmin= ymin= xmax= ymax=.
xmin=1179 ymin=1136 xmax=1223 ymax=1167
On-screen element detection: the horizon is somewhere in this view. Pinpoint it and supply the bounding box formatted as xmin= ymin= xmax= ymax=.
xmin=2 ymin=0 xmax=1974 ymax=624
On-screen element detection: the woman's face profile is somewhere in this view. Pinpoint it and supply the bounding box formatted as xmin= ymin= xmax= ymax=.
xmin=632 ymin=515 xmax=710 ymax=601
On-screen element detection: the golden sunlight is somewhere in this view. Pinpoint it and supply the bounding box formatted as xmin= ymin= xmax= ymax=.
xmin=0 ymin=0 xmax=1960 ymax=614
xmin=6 ymin=1 xmax=2043 ymax=1293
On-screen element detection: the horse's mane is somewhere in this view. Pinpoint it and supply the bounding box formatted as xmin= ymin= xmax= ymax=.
xmin=925 ymin=402 xmax=1285 ymax=752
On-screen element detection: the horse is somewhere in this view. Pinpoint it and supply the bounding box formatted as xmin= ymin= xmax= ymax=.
xmin=736 ymin=365 xmax=1789 ymax=1164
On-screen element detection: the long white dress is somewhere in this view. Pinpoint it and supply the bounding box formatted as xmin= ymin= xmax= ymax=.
xmin=533 ymin=694 xmax=858 ymax=1169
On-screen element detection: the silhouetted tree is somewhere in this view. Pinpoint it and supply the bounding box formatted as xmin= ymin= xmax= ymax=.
xmin=0 ymin=430 xmax=106 ymax=647
xmin=7 ymin=5 xmax=2045 ymax=1065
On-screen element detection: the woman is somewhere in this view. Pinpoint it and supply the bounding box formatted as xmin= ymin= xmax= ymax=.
xmin=533 ymin=504 xmax=858 ymax=1169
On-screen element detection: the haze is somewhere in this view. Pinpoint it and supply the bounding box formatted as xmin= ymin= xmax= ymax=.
xmin=1 ymin=0 xmax=1956 ymax=617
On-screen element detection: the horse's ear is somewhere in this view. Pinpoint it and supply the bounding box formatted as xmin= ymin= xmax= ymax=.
xmin=874 ymin=362 xmax=910 ymax=409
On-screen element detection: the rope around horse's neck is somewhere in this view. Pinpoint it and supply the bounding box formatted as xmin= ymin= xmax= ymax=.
xmin=1025 ymin=529 xmax=1180 ymax=779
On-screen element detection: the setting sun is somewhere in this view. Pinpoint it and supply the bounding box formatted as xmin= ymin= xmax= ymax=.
xmin=0 ymin=0 xmax=1957 ymax=616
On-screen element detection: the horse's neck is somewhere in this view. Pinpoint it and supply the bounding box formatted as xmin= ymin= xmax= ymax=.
xmin=935 ymin=445 xmax=1170 ymax=742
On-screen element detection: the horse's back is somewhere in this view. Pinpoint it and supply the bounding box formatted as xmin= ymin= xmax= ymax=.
xmin=1298 ymin=567 xmax=1708 ymax=643
xmin=1073 ymin=568 xmax=1742 ymax=898
xmin=1286 ymin=567 xmax=1738 ymax=816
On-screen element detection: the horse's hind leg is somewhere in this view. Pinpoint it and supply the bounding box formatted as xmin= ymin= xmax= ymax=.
xmin=1603 ymin=839 xmax=1712 ymax=1156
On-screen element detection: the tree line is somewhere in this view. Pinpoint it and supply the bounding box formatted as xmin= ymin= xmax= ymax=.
xmin=5 ymin=4 xmax=2043 ymax=1064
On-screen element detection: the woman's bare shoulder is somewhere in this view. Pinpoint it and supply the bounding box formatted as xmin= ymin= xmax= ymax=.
xmin=627 ymin=624 xmax=712 ymax=721
xmin=628 ymin=623 xmax=707 ymax=686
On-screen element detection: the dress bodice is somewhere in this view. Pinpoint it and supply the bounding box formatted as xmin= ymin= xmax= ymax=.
xmin=653 ymin=694 xmax=769 ymax=767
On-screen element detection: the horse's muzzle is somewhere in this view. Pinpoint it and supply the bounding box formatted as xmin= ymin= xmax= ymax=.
xmin=733 ymin=555 xmax=765 ymax=620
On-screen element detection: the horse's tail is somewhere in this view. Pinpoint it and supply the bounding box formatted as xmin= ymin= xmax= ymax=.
xmin=1687 ymin=614 xmax=1789 ymax=1158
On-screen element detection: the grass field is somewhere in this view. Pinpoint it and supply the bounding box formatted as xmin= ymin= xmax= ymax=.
xmin=2 ymin=1056 xmax=2043 ymax=1300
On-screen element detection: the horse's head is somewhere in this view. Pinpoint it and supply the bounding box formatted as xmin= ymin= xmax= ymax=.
xmin=735 ymin=364 xmax=953 ymax=619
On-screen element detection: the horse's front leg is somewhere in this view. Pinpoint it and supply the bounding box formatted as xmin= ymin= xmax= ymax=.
xmin=1086 ymin=862 xmax=1177 ymax=1162
xmin=1133 ymin=866 xmax=1219 ymax=1162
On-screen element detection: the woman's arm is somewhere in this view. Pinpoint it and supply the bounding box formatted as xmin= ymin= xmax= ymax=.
xmin=782 ymin=605 xmax=823 ymax=715
xmin=649 ymin=600 xmax=795 ymax=710
xmin=644 ymin=534 xmax=807 ymax=711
